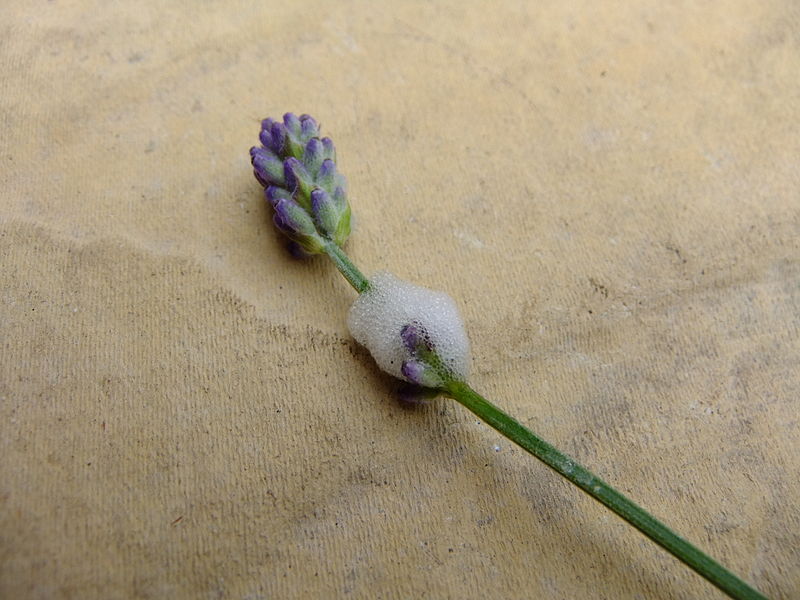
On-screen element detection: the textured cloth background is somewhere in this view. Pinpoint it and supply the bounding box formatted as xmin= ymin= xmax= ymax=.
xmin=1 ymin=2 xmax=798 ymax=599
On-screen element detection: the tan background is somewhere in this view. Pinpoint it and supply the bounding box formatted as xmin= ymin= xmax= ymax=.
xmin=1 ymin=1 xmax=798 ymax=598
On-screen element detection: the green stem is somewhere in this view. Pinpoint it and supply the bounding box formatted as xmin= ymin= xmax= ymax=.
xmin=323 ymin=241 xmax=370 ymax=293
xmin=442 ymin=379 xmax=767 ymax=600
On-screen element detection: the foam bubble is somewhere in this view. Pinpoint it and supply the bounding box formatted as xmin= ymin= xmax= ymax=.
xmin=347 ymin=271 xmax=471 ymax=385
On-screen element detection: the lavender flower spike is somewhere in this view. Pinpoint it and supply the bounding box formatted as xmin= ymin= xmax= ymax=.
xmin=249 ymin=113 xmax=351 ymax=254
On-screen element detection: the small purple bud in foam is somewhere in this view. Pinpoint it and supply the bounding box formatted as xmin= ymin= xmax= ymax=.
xmin=400 ymin=359 xmax=439 ymax=388
xmin=347 ymin=272 xmax=471 ymax=388
xmin=400 ymin=323 xmax=433 ymax=354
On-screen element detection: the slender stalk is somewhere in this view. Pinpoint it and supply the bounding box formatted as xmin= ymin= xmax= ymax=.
xmin=323 ymin=241 xmax=370 ymax=293
xmin=442 ymin=379 xmax=766 ymax=600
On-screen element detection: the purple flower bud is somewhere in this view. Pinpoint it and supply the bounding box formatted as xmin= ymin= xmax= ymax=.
xmin=265 ymin=185 xmax=291 ymax=208
xmin=316 ymin=159 xmax=337 ymax=192
xmin=309 ymin=187 xmax=350 ymax=245
xmin=300 ymin=114 xmax=320 ymax=139
xmin=272 ymin=209 xmax=290 ymax=233
xmin=319 ymin=161 xmax=349 ymax=199
xmin=283 ymin=112 xmax=301 ymax=136
xmin=321 ymin=137 xmax=336 ymax=162
xmin=259 ymin=118 xmax=276 ymax=147
xmin=273 ymin=198 xmax=315 ymax=235
xmin=272 ymin=198 xmax=323 ymax=254
xmin=258 ymin=129 xmax=272 ymax=150
xmin=303 ymin=138 xmax=324 ymax=175
xmin=283 ymin=157 xmax=313 ymax=209
xmin=259 ymin=130 xmax=272 ymax=150
xmin=401 ymin=359 xmax=440 ymax=388
xmin=310 ymin=188 xmax=338 ymax=236
xmin=250 ymin=147 xmax=285 ymax=188
xmin=332 ymin=186 xmax=348 ymax=212
xmin=400 ymin=323 xmax=434 ymax=354
xmin=268 ymin=121 xmax=287 ymax=155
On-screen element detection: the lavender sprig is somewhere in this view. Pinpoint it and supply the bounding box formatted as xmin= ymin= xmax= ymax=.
xmin=250 ymin=113 xmax=351 ymax=254
xmin=247 ymin=114 xmax=767 ymax=600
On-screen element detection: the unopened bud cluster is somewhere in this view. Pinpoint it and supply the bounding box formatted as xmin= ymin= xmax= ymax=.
xmin=250 ymin=113 xmax=351 ymax=253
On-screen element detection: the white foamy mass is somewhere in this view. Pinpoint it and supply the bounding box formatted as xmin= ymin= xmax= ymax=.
xmin=347 ymin=271 xmax=471 ymax=384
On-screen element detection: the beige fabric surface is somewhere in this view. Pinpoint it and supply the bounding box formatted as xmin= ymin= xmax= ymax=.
xmin=1 ymin=2 xmax=798 ymax=598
